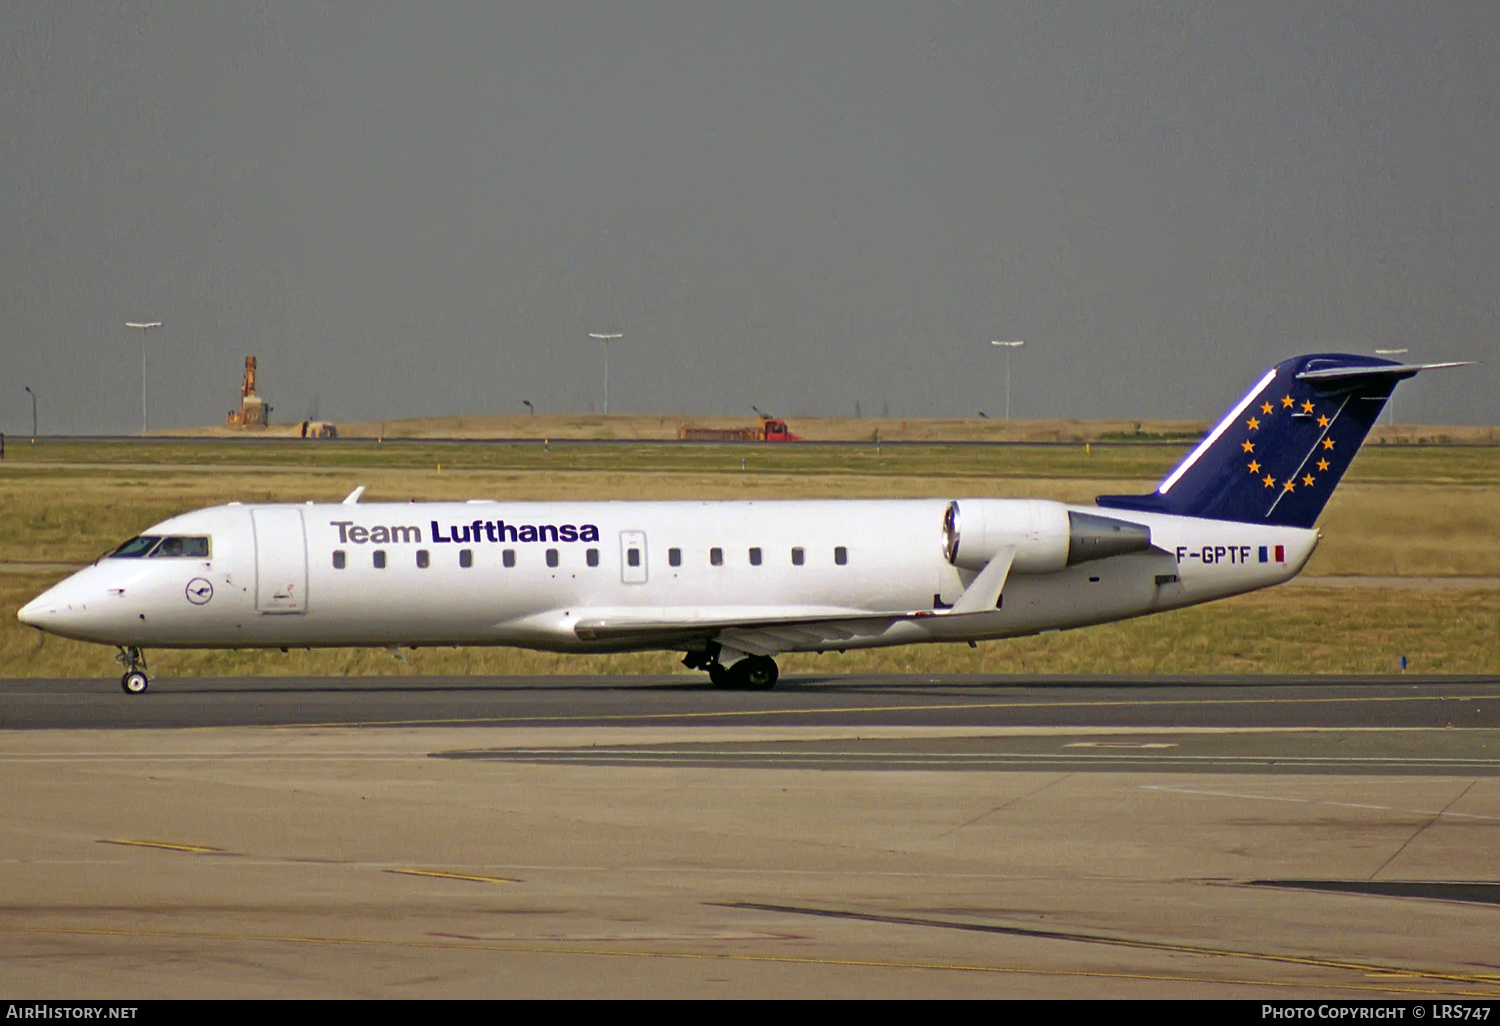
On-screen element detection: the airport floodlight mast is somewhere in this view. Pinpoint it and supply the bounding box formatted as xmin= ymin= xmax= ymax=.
xmin=126 ymin=321 xmax=163 ymax=435
xmin=1374 ymin=348 xmax=1409 ymax=426
xmin=589 ymin=332 xmax=623 ymax=414
xmin=24 ymin=386 xmax=36 ymax=442
xmin=990 ymin=340 xmax=1025 ymax=420
xmin=522 ymin=399 xmax=535 ymax=416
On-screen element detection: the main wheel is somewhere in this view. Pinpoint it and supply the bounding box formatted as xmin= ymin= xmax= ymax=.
xmin=736 ymin=656 xmax=779 ymax=691
xmin=121 ymin=671 xmax=149 ymax=695
xmin=708 ymin=664 xmax=732 ymax=689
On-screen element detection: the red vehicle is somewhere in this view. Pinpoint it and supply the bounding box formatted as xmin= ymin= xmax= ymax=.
xmin=678 ymin=413 xmax=801 ymax=442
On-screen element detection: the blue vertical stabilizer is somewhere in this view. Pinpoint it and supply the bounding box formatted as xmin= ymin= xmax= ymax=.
xmin=1096 ymin=354 xmax=1460 ymax=528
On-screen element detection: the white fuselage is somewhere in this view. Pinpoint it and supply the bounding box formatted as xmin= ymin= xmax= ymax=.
xmin=19 ymin=498 xmax=1317 ymax=658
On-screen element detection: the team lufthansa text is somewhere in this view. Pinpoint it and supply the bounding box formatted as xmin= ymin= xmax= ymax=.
xmin=328 ymin=520 xmax=602 ymax=545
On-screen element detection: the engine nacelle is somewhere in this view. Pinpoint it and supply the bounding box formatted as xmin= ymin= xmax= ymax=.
xmin=942 ymin=500 xmax=1152 ymax=573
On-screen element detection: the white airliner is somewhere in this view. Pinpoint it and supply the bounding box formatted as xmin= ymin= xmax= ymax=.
xmin=18 ymin=353 xmax=1463 ymax=693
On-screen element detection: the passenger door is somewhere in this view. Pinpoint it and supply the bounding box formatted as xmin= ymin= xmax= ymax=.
xmin=252 ymin=508 xmax=309 ymax=613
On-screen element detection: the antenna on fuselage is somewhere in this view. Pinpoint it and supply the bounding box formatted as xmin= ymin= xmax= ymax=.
xmin=342 ymin=486 xmax=366 ymax=505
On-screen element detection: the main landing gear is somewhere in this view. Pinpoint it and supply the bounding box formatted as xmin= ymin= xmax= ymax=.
xmin=115 ymin=646 xmax=149 ymax=695
xmin=684 ymin=644 xmax=779 ymax=691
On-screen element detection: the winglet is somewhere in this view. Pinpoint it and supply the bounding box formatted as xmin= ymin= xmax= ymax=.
xmin=342 ymin=486 xmax=366 ymax=505
xmin=949 ymin=546 xmax=1015 ymax=615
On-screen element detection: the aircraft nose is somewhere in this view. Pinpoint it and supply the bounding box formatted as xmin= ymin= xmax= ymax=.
xmin=17 ymin=579 xmax=84 ymax=633
xmin=17 ymin=592 xmax=56 ymax=629
xmin=16 ymin=572 xmax=125 ymax=643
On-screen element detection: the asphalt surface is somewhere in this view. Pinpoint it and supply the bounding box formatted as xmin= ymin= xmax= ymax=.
xmin=5 ymin=672 xmax=1499 ymax=997
xmin=4 ymin=671 xmax=1497 ymax=732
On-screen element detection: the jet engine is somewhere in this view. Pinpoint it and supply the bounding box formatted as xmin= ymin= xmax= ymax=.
xmin=942 ymin=500 xmax=1152 ymax=573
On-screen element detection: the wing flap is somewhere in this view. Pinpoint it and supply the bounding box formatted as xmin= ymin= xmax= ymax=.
xmin=719 ymin=618 xmax=904 ymax=657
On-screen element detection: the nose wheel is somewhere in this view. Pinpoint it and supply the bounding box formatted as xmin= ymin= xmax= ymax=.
xmin=115 ymin=647 xmax=150 ymax=695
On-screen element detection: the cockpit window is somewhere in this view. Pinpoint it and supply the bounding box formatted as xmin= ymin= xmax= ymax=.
xmin=109 ymin=535 xmax=211 ymax=558
xmin=109 ymin=536 xmax=162 ymax=558
xmin=149 ymin=536 xmax=211 ymax=558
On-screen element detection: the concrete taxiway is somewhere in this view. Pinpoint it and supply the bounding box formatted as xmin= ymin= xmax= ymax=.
xmin=1 ymin=674 xmax=1497 ymax=998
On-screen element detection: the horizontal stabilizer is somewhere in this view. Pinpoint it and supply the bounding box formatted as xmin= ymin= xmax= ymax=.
xmin=1296 ymin=360 xmax=1473 ymax=382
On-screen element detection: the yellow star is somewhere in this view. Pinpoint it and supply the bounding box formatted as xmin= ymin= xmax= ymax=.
xmin=1303 ymin=474 xmax=1315 ymax=487
xmin=1317 ymin=414 xmax=1330 ymax=428
xmin=1260 ymin=401 xmax=1274 ymax=415
xmin=1322 ymin=438 xmax=1335 ymax=450
xmin=1281 ymin=395 xmax=1294 ymax=409
xmin=1283 ymin=479 xmax=1296 ymax=492
xmin=1241 ymin=440 xmax=1255 ymax=453
xmin=1247 ymin=460 xmax=1261 ymax=474
xmin=1246 ymin=416 xmax=1261 ymax=430
xmin=1301 ymin=399 xmax=1315 ymax=414
xmin=1263 ymin=475 xmax=1275 ymax=488
xmin=1317 ymin=458 xmax=1330 ymax=471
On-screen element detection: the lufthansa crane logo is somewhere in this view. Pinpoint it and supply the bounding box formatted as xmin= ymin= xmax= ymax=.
xmin=185 ymin=578 xmax=214 ymax=605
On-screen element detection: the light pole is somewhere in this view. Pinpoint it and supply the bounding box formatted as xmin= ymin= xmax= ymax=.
xmin=23 ymin=386 xmax=36 ymax=442
xmin=522 ymin=399 xmax=534 ymax=416
xmin=589 ymin=332 xmax=623 ymax=414
xmin=990 ymin=340 xmax=1025 ymax=420
xmin=1374 ymin=348 xmax=1408 ymax=426
xmin=126 ymin=320 xmax=163 ymax=435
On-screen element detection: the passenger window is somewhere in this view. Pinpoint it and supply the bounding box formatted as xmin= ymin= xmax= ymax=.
xmin=749 ymin=547 xmax=762 ymax=566
xmin=546 ymin=549 xmax=559 ymax=568
xmin=416 ymin=550 xmax=430 ymax=568
xmin=586 ymin=548 xmax=600 ymax=567
xmin=373 ymin=550 xmax=387 ymax=569
xmin=503 ymin=549 xmax=516 ymax=568
xmin=834 ymin=546 xmax=848 ymax=565
xmin=627 ymin=548 xmax=641 ymax=567
xmin=333 ymin=551 xmax=346 ymax=570
xmin=459 ymin=549 xmax=473 ymax=568
xmin=791 ymin=547 xmax=804 ymax=566
xmin=668 ymin=548 xmax=681 ymax=567
xmin=710 ymin=547 xmax=723 ymax=566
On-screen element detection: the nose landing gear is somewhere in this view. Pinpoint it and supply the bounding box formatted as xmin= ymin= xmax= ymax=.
xmin=115 ymin=647 xmax=150 ymax=695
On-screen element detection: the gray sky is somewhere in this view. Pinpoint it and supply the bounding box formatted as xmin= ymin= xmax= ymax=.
xmin=3 ymin=2 xmax=1496 ymax=433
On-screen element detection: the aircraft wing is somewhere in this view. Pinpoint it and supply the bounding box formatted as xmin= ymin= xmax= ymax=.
xmin=572 ymin=547 xmax=1020 ymax=653
xmin=572 ymin=606 xmax=914 ymax=648
xmin=572 ymin=603 xmax=1010 ymax=651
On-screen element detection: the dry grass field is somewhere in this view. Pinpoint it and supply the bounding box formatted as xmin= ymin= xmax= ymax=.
xmin=2 ymin=421 xmax=1496 ymax=678
xmin=167 ymin=411 xmax=1500 ymax=446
